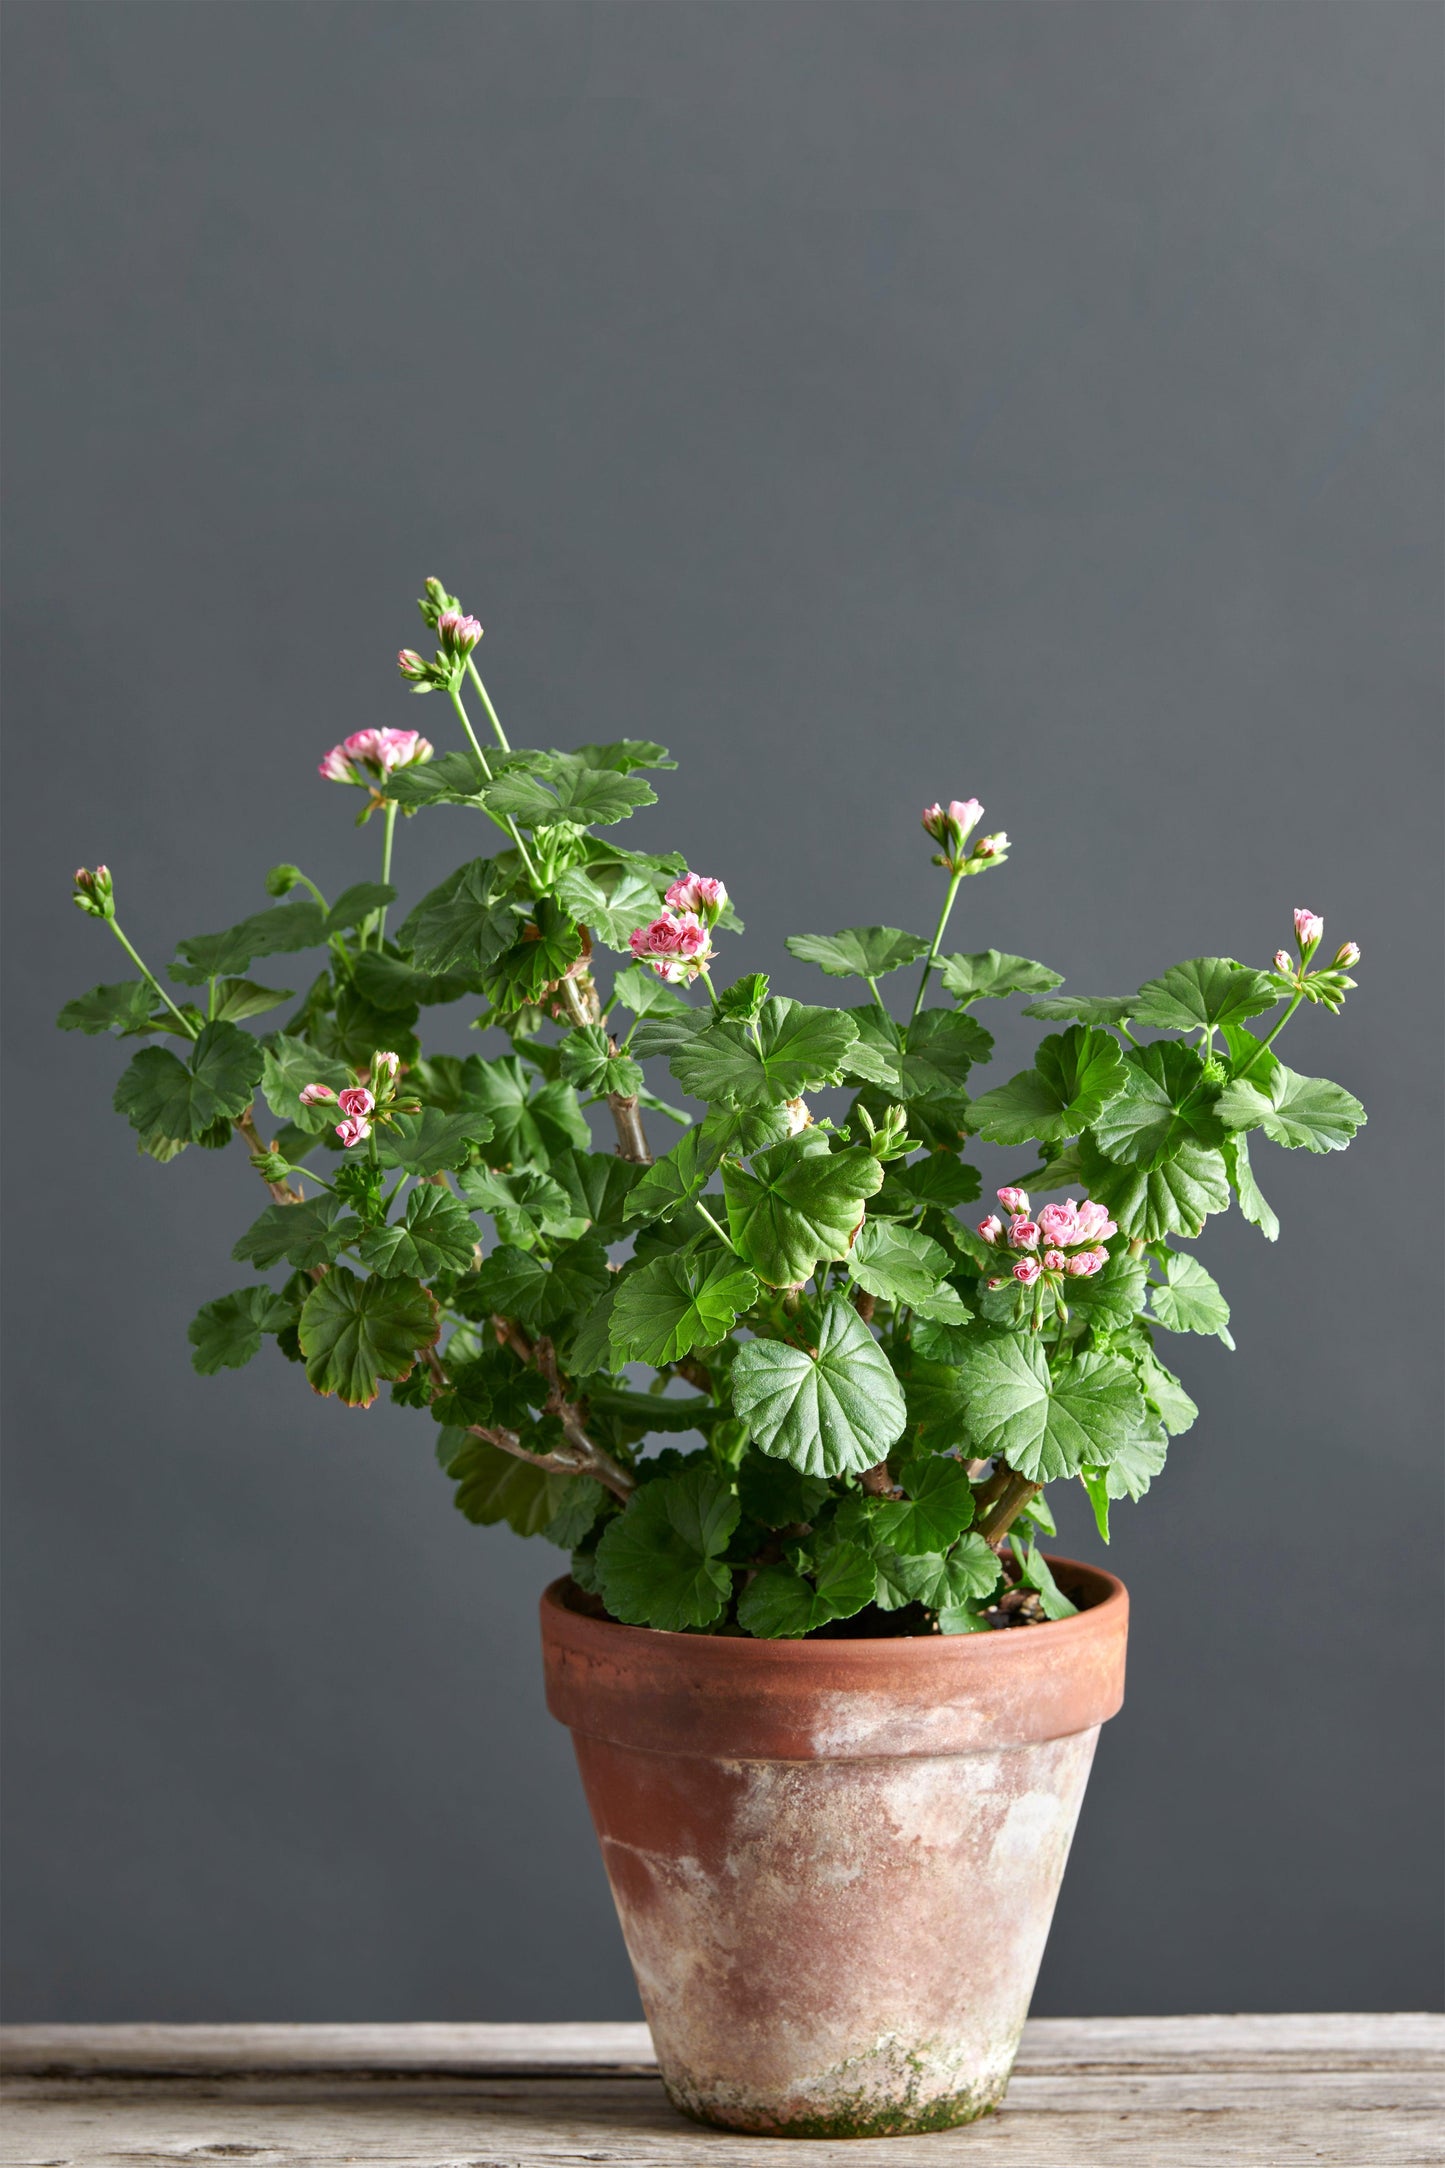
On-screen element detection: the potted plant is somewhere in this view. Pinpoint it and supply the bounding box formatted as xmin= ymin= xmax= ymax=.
xmin=62 ymin=577 xmax=1366 ymax=2137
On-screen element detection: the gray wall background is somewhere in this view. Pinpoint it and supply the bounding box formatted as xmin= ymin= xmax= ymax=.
xmin=4 ymin=1 xmax=1440 ymax=2021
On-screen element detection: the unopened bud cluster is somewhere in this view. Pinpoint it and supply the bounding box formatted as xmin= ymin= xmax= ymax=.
xmin=921 ymin=798 xmax=1009 ymax=877
xmin=72 ymin=865 xmax=115 ymax=920
xmin=627 ymin=873 xmax=728 ymax=983
xmin=978 ymin=1188 xmax=1116 ymax=1289
xmin=299 ymin=1048 xmax=415 ymax=1149
xmin=1271 ymin=907 xmax=1361 ymax=1014
xmin=396 ymin=578 xmax=484 ymax=692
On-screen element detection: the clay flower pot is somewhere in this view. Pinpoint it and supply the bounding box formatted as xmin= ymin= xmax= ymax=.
xmin=541 ymin=1558 xmax=1128 ymax=2137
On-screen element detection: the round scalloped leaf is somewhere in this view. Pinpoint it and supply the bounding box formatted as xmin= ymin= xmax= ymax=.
xmin=113 ymin=1021 xmax=264 ymax=1145
xmin=1130 ymin=957 xmax=1280 ymax=1034
xmin=785 ymin=926 xmax=929 ymax=980
xmin=593 ymin=1465 xmax=740 ymax=1630
xmin=609 ymin=1250 xmax=759 ymax=1367
xmin=730 ymin=1296 xmax=907 ymax=1477
xmin=1090 ymin=1041 xmax=1226 ymax=1170
xmin=969 ymin=1026 xmax=1127 ymax=1147
xmin=297 ymin=1269 xmax=439 ymax=1407
xmin=952 ymin=1338 xmax=1153 ymax=1483
xmin=722 ymin=1136 xmax=884 ymax=1287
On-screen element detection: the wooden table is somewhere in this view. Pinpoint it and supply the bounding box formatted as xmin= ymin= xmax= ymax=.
xmin=2 ymin=2016 xmax=1440 ymax=2165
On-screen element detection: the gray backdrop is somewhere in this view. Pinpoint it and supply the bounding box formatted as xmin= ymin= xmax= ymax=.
xmin=4 ymin=0 xmax=1440 ymax=2022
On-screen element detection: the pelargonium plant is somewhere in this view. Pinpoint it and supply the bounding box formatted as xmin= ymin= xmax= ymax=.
xmin=63 ymin=580 xmax=1366 ymax=1638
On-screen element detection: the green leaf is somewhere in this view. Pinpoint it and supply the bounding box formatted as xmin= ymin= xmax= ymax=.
xmin=210 ymin=979 xmax=296 ymax=1024
xmin=349 ymin=950 xmax=480 ymax=1012
xmin=1216 ymin=1062 xmax=1365 ymax=1153
xmin=232 ymin=1195 xmax=360 ymax=1271
xmin=446 ymin=1435 xmax=591 ymax=1537
xmin=555 ymin=864 xmax=666 ymax=949
xmin=485 ymin=754 xmax=658 ymax=829
xmin=571 ymin=737 xmax=677 ymax=773
xmin=383 ymin=747 xmax=495 ymax=809
xmin=1090 ymin=1041 xmax=1226 ymax=1169
xmin=722 ymin=1135 xmax=883 ymax=1286
xmin=785 ymin=926 xmax=929 ymax=979
xmin=1130 ymin=957 xmax=1280 ymax=1035
xmin=736 ymin=1451 xmax=833 ymax=1530
xmin=548 ymin=1152 xmax=646 ymax=1243
xmin=697 ymin=1103 xmax=796 ymax=1161
xmin=714 ymin=973 xmax=771 ymax=1025
xmin=1224 ymin=1131 xmax=1279 ymax=1241
xmin=630 ymin=1008 xmax=711 ymax=1061
xmin=874 ymin=1534 xmax=1000 ymax=1613
xmin=463 ymin=1056 xmax=591 ymax=1165
xmin=481 ymin=898 xmax=585 ymax=1011
xmin=57 ymin=979 xmax=163 ymax=1035
xmin=737 ymin=1541 xmax=877 ymax=1638
xmin=113 ymin=1021 xmax=264 ymax=1145
xmin=610 ymin=962 xmax=690 ymax=1019
xmin=470 ymin=1236 xmax=611 ymax=1334
xmin=1133 ymin=1344 xmax=1199 ymax=1436
xmin=847 ymin=1221 xmax=967 ymax=1316
xmin=1148 ymin=1252 xmax=1234 ymax=1346
xmin=397 ymin=859 xmax=522 ymax=975
xmin=297 ymin=1268 xmax=439 ymax=1407
xmin=970 ymin=1027 xmax=1127 ymax=1146
xmin=188 ymin=1286 xmax=294 ymax=1373
xmin=730 ymin=1296 xmax=907 ymax=1477
xmin=326 ymin=883 xmax=397 ymax=935
xmin=374 ymin=1105 xmax=495 ymax=1175
xmin=1057 ymin=1248 xmax=1149 ymax=1333
xmin=952 ymin=1338 xmax=1151 ymax=1483
xmin=872 ymin=1455 xmax=976 ymax=1553
xmin=1074 ymin=1134 xmax=1231 ymax=1241
xmin=260 ymin=1034 xmax=356 ymax=1132
xmin=898 ymin=1009 xmax=993 ymax=1097
xmin=1022 ymin=994 xmax=1135 ymax=1027
xmin=874 ymin=1153 xmax=982 ymax=1215
xmin=171 ymin=899 xmax=336 ymax=984
xmin=623 ymin=1128 xmax=714 ymax=1224
xmin=1010 ymin=1537 xmax=1078 ymax=1620
xmin=609 ymin=1251 xmax=759 ymax=1367
xmin=667 ymin=996 xmax=863 ymax=1108
xmin=358 ymin=1186 xmax=480 ymax=1278
xmin=940 ymin=950 xmax=1065 ymax=1005
xmin=594 ymin=1466 xmax=740 ymax=1630
xmin=559 ymin=1024 xmax=644 ymax=1099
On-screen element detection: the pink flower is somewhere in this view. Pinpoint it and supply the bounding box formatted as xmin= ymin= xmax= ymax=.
xmin=997 ymin=1186 xmax=1030 ymax=1215
xmin=1274 ymin=949 xmax=1294 ymax=975
xmin=1293 ymin=907 xmax=1324 ymax=953
xmin=335 ymin=1116 xmax=371 ymax=1148
xmin=628 ymin=909 xmax=711 ymax=982
xmin=344 ymin=727 xmax=433 ymax=778
xmin=337 ymin=1086 xmax=374 ymax=1120
xmin=977 ymin=1214 xmax=1004 ymax=1244
xmin=1013 ymin=1255 xmax=1042 ymax=1286
xmin=922 ymin=799 xmax=984 ymax=858
xmin=319 ymin=743 xmax=359 ymax=784
xmin=397 ymin=648 xmax=431 ymax=683
xmin=948 ymin=797 xmax=984 ymax=836
xmin=1007 ymin=1217 xmax=1040 ymax=1251
xmin=1333 ymin=940 xmax=1360 ymax=969
xmin=1043 ymin=1249 xmax=1067 ymax=1272
xmin=437 ymin=610 xmax=482 ymax=655
xmin=1038 ymin=1200 xmax=1080 ymax=1248
xmin=972 ymin=831 xmax=1009 ymax=859
xmin=298 ymin=1083 xmax=336 ymax=1106
xmin=1066 ymin=1247 xmax=1109 ymax=1277
xmin=1073 ymin=1199 xmax=1117 ymax=1243
xmin=664 ymin=872 xmax=728 ymax=920
xmin=371 ymin=1050 xmax=401 ymax=1086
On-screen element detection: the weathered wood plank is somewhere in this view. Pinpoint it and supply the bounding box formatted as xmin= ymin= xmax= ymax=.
xmin=3 ymin=2017 xmax=1441 ymax=2168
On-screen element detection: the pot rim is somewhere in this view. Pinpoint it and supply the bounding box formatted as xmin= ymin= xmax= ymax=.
xmin=542 ymin=1552 xmax=1125 ymax=1664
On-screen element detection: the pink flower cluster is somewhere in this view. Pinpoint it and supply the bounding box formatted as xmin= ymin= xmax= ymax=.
xmin=977 ymin=1187 xmax=1116 ymax=1288
xmin=665 ymin=872 xmax=728 ymax=920
xmin=629 ymin=910 xmax=711 ymax=983
xmin=319 ymin=728 xmax=434 ymax=785
xmin=437 ymin=610 xmax=482 ymax=656
xmin=1275 ymin=911 xmax=1359 ymax=981
xmin=299 ymin=1052 xmax=402 ymax=1148
xmin=920 ymin=798 xmax=1009 ymax=874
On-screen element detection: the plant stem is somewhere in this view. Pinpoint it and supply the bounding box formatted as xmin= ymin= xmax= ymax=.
xmin=233 ymin=1108 xmax=303 ymax=1204
xmin=976 ymin=1467 xmax=1043 ymax=1546
xmin=694 ymin=1198 xmax=736 ymax=1251
xmin=446 ymin=685 xmax=541 ymax=883
xmin=910 ymin=870 xmax=964 ymax=1022
xmin=1233 ymin=988 xmax=1306 ymax=1081
xmin=106 ymin=921 xmax=198 ymax=1038
xmin=466 ymin=656 xmax=512 ymax=752
xmin=607 ymin=1090 xmax=653 ymax=1164
xmin=375 ymin=801 xmax=398 ymax=948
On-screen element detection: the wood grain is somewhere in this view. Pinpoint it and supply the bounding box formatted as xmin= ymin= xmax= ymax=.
xmin=4 ymin=2014 xmax=1441 ymax=2166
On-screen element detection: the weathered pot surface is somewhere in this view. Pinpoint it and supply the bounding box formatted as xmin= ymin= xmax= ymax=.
xmin=541 ymin=1557 xmax=1128 ymax=2137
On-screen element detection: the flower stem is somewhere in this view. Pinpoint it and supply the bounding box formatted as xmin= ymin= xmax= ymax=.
xmin=375 ymin=801 xmax=398 ymax=949
xmin=910 ymin=870 xmax=964 ymax=1022
xmin=446 ymin=685 xmax=540 ymax=884
xmin=467 ymin=656 xmax=511 ymax=751
xmin=694 ymin=1198 xmax=737 ymax=1252
xmin=1233 ymin=989 xmax=1306 ymax=1083
xmin=106 ymin=921 xmax=198 ymax=1038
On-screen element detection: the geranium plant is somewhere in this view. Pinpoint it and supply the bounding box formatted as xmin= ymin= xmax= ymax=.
xmin=63 ymin=579 xmax=1366 ymax=1638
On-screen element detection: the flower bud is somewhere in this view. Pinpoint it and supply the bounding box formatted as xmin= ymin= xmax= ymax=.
xmin=1007 ymin=1217 xmax=1040 ymax=1251
xmin=437 ymin=609 xmax=483 ymax=657
xmin=250 ymin=1148 xmax=293 ymax=1184
xmin=1043 ymin=1248 xmax=1067 ymax=1272
xmin=397 ymin=648 xmax=432 ymax=685
xmin=266 ymin=864 xmax=307 ymax=897
xmin=997 ymin=1186 xmax=1030 ymax=1214
xmin=1293 ymin=907 xmax=1324 ymax=957
xmin=370 ymin=1049 xmax=402 ymax=1089
xmin=1333 ymin=940 xmax=1361 ymax=969
xmin=987 ymin=1276 xmax=1007 ymax=1291
xmin=1013 ymin=1255 xmax=1042 ymax=1286
xmin=921 ymin=802 xmax=948 ymax=842
xmin=72 ymin=865 xmax=114 ymax=919
xmin=1274 ymin=949 xmax=1294 ymax=976
xmin=298 ymin=1083 xmax=337 ymax=1106
xmin=418 ymin=577 xmax=461 ymax=628
xmin=664 ymin=872 xmax=729 ymax=921
xmin=977 ymin=1214 xmax=1003 ymax=1244
xmin=972 ymin=831 xmax=1010 ymax=860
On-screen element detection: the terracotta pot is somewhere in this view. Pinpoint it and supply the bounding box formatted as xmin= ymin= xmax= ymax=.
xmin=541 ymin=1558 xmax=1127 ymax=2137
